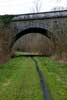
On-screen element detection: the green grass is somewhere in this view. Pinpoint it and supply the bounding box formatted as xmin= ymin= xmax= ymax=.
xmin=0 ymin=54 xmax=67 ymax=100
xmin=15 ymin=51 xmax=32 ymax=56
xmin=15 ymin=51 xmax=39 ymax=56
xmin=0 ymin=57 xmax=43 ymax=100
xmin=34 ymin=57 xmax=67 ymax=100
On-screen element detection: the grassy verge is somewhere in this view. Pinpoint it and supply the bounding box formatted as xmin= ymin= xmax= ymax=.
xmin=34 ymin=57 xmax=67 ymax=100
xmin=0 ymin=57 xmax=43 ymax=100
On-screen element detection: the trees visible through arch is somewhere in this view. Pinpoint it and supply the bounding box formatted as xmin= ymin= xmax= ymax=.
xmin=13 ymin=32 xmax=54 ymax=56
xmin=11 ymin=27 xmax=55 ymax=56
xmin=10 ymin=27 xmax=56 ymax=49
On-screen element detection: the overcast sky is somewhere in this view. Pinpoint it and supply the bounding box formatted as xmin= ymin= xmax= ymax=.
xmin=0 ymin=0 xmax=67 ymax=15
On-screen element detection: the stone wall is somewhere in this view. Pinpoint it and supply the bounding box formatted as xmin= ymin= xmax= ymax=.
xmin=0 ymin=21 xmax=15 ymax=63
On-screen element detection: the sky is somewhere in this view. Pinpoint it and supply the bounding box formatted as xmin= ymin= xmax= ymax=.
xmin=0 ymin=0 xmax=67 ymax=15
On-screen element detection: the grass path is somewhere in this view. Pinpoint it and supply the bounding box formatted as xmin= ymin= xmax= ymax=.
xmin=0 ymin=57 xmax=43 ymax=100
xmin=34 ymin=57 xmax=67 ymax=100
xmin=32 ymin=57 xmax=51 ymax=100
xmin=0 ymin=56 xmax=67 ymax=100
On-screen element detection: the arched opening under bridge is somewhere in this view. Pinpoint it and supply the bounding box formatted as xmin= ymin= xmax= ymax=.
xmin=12 ymin=27 xmax=55 ymax=56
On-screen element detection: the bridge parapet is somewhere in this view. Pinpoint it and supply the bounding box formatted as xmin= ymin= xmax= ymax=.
xmin=12 ymin=10 xmax=67 ymax=21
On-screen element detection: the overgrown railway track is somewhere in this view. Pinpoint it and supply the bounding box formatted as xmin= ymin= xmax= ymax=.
xmin=31 ymin=57 xmax=52 ymax=100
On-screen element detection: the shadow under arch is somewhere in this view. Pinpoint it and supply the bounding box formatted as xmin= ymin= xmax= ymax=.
xmin=11 ymin=27 xmax=55 ymax=49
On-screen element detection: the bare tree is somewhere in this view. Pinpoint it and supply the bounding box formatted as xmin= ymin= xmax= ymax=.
xmin=51 ymin=6 xmax=65 ymax=11
xmin=51 ymin=0 xmax=65 ymax=11
xmin=31 ymin=0 xmax=42 ymax=13
xmin=51 ymin=0 xmax=66 ymax=12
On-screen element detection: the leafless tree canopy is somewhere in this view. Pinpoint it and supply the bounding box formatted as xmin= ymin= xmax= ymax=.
xmin=51 ymin=6 xmax=65 ymax=11
xmin=31 ymin=0 xmax=42 ymax=13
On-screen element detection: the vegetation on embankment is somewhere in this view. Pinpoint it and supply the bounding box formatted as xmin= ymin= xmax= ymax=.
xmin=0 ymin=15 xmax=14 ymax=24
xmin=35 ymin=57 xmax=67 ymax=100
xmin=0 ymin=57 xmax=43 ymax=100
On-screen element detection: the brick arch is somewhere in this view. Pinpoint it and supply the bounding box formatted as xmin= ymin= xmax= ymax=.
xmin=10 ymin=27 xmax=55 ymax=48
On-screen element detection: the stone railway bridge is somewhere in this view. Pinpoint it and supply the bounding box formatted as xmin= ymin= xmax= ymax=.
xmin=0 ymin=10 xmax=67 ymax=63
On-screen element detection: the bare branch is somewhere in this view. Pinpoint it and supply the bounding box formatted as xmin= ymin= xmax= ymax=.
xmin=31 ymin=0 xmax=42 ymax=13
